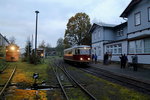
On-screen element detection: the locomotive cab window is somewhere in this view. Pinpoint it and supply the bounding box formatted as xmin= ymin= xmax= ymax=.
xmin=79 ymin=48 xmax=90 ymax=55
xmin=78 ymin=49 xmax=80 ymax=54
xmin=75 ymin=49 xmax=78 ymax=55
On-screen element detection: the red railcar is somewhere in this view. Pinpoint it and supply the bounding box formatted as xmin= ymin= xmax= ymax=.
xmin=63 ymin=45 xmax=91 ymax=64
xmin=5 ymin=44 xmax=20 ymax=62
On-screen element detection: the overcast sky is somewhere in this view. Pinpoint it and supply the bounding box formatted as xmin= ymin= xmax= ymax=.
xmin=0 ymin=0 xmax=131 ymax=48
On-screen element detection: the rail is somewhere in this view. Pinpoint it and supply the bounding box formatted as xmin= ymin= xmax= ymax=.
xmin=51 ymin=63 xmax=69 ymax=100
xmin=55 ymin=61 xmax=97 ymax=100
xmin=0 ymin=66 xmax=17 ymax=96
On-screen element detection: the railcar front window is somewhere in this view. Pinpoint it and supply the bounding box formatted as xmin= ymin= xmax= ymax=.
xmin=80 ymin=49 xmax=90 ymax=54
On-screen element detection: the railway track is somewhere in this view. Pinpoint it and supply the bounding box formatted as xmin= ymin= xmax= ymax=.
xmin=0 ymin=66 xmax=17 ymax=98
xmin=79 ymin=66 xmax=150 ymax=95
xmin=51 ymin=61 xmax=97 ymax=100
xmin=0 ymin=63 xmax=9 ymax=74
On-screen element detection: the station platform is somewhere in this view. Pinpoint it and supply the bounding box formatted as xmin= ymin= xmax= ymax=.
xmin=89 ymin=63 xmax=150 ymax=83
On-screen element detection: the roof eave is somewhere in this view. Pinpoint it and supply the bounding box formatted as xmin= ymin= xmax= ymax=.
xmin=120 ymin=0 xmax=141 ymax=18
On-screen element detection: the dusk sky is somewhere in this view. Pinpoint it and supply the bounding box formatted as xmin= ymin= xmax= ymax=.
xmin=0 ymin=0 xmax=131 ymax=48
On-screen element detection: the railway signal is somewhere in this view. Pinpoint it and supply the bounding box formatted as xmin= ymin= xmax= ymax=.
xmin=32 ymin=73 xmax=39 ymax=90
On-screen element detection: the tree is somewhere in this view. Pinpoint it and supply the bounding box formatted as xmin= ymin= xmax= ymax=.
xmin=56 ymin=38 xmax=64 ymax=56
xmin=9 ymin=36 xmax=16 ymax=44
xmin=64 ymin=12 xmax=91 ymax=48
xmin=38 ymin=40 xmax=46 ymax=49
xmin=45 ymin=43 xmax=53 ymax=56
xmin=24 ymin=38 xmax=32 ymax=62
xmin=0 ymin=46 xmax=5 ymax=57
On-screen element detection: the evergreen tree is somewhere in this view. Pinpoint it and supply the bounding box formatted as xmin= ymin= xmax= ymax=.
xmin=24 ymin=39 xmax=32 ymax=62
xmin=56 ymin=38 xmax=64 ymax=56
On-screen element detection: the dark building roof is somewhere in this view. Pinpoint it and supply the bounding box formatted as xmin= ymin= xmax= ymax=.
xmin=90 ymin=22 xmax=127 ymax=33
xmin=114 ymin=22 xmax=127 ymax=30
xmin=89 ymin=23 xmax=116 ymax=33
xmin=0 ymin=33 xmax=10 ymax=44
xmin=120 ymin=0 xmax=141 ymax=17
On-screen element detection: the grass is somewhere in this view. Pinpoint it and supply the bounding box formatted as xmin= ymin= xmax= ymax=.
xmin=0 ymin=59 xmax=9 ymax=71
xmin=4 ymin=56 xmax=150 ymax=100
xmin=6 ymin=89 xmax=47 ymax=100
xmin=67 ymin=65 xmax=150 ymax=100
xmin=10 ymin=60 xmax=49 ymax=85
xmin=4 ymin=59 xmax=49 ymax=100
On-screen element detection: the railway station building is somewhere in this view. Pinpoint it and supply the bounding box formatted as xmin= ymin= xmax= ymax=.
xmin=0 ymin=33 xmax=9 ymax=47
xmin=91 ymin=0 xmax=150 ymax=65
xmin=0 ymin=33 xmax=9 ymax=58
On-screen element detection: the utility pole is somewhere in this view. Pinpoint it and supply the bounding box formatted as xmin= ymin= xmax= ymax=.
xmin=35 ymin=10 xmax=39 ymax=63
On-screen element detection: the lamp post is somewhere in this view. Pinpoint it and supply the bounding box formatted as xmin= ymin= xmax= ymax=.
xmin=35 ymin=10 xmax=39 ymax=60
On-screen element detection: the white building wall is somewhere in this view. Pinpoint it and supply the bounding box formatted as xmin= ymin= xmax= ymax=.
xmin=92 ymin=42 xmax=104 ymax=61
xmin=128 ymin=29 xmax=150 ymax=39
xmin=128 ymin=55 xmax=150 ymax=64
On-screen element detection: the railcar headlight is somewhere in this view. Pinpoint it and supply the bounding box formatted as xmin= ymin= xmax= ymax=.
xmin=10 ymin=46 xmax=15 ymax=51
xmin=84 ymin=47 xmax=86 ymax=49
xmin=41 ymin=53 xmax=44 ymax=57
xmin=88 ymin=58 xmax=90 ymax=60
xmin=80 ymin=57 xmax=83 ymax=60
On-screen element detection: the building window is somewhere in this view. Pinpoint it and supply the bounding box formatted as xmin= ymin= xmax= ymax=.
xmin=129 ymin=41 xmax=135 ymax=54
xmin=118 ymin=44 xmax=122 ymax=54
xmin=98 ymin=46 xmax=101 ymax=56
xmin=120 ymin=29 xmax=123 ymax=36
xmin=106 ymin=44 xmax=122 ymax=54
xmin=135 ymin=12 xmax=141 ymax=26
xmin=114 ymin=45 xmax=117 ymax=54
xmin=117 ymin=29 xmax=123 ymax=36
xmin=144 ymin=38 xmax=150 ymax=53
xmin=129 ymin=39 xmax=150 ymax=54
xmin=136 ymin=40 xmax=142 ymax=53
xmin=148 ymin=7 xmax=150 ymax=21
xmin=110 ymin=45 xmax=113 ymax=54
xmin=117 ymin=31 xmax=120 ymax=36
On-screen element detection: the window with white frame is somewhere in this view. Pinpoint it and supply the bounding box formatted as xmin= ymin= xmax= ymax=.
xmin=106 ymin=46 xmax=109 ymax=53
xmin=98 ymin=46 xmax=101 ymax=56
xmin=106 ymin=44 xmax=122 ymax=54
xmin=120 ymin=29 xmax=123 ymax=36
xmin=118 ymin=44 xmax=122 ymax=54
xmin=117 ymin=30 xmax=120 ymax=36
xmin=129 ymin=41 xmax=135 ymax=54
xmin=144 ymin=38 xmax=150 ymax=53
xmin=110 ymin=45 xmax=113 ymax=53
xmin=117 ymin=29 xmax=123 ymax=36
xmin=136 ymin=40 xmax=142 ymax=53
xmin=129 ymin=39 xmax=150 ymax=54
xmin=114 ymin=45 xmax=117 ymax=54
xmin=135 ymin=12 xmax=141 ymax=26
